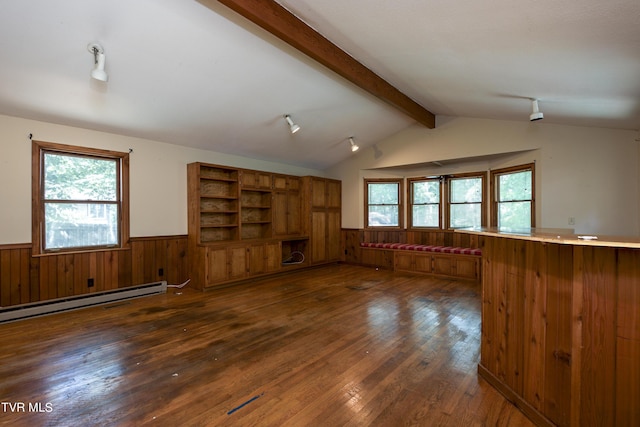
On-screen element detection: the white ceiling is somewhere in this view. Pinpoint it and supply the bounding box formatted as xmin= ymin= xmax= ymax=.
xmin=1 ymin=0 xmax=639 ymax=170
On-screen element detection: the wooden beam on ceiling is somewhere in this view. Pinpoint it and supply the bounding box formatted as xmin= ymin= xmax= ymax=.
xmin=200 ymin=0 xmax=436 ymax=129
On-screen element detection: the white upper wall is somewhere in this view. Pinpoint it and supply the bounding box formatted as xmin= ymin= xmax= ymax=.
xmin=2 ymin=113 xmax=638 ymax=244
xmin=0 ymin=114 xmax=323 ymax=245
xmin=327 ymin=116 xmax=640 ymax=237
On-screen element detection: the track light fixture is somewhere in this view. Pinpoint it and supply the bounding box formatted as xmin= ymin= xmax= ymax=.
xmin=284 ymin=114 xmax=300 ymax=134
xmin=529 ymin=99 xmax=543 ymax=121
xmin=349 ymin=137 xmax=359 ymax=152
xmin=87 ymin=43 xmax=108 ymax=82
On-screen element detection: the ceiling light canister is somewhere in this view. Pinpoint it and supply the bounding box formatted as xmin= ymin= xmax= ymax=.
xmin=87 ymin=43 xmax=108 ymax=82
xmin=349 ymin=137 xmax=359 ymax=152
xmin=530 ymin=99 xmax=543 ymax=121
xmin=284 ymin=114 xmax=300 ymax=134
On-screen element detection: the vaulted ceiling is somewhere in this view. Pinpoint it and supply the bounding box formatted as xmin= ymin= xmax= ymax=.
xmin=1 ymin=0 xmax=639 ymax=169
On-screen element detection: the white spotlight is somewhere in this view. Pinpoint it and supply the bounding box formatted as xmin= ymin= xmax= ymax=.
xmin=284 ymin=115 xmax=300 ymax=134
xmin=529 ymin=99 xmax=543 ymax=121
xmin=349 ymin=137 xmax=359 ymax=152
xmin=87 ymin=43 xmax=108 ymax=82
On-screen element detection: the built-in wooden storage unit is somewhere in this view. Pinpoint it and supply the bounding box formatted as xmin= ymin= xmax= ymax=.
xmin=394 ymin=251 xmax=480 ymax=280
xmin=188 ymin=162 xmax=341 ymax=289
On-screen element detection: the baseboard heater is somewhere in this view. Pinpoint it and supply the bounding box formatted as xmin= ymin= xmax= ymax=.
xmin=0 ymin=281 xmax=167 ymax=324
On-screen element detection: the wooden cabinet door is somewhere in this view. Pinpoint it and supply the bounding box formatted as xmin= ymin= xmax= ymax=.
xmin=273 ymin=174 xmax=288 ymax=190
xmin=311 ymin=178 xmax=326 ymax=208
xmin=287 ymin=190 xmax=301 ymax=235
xmin=306 ymin=177 xmax=341 ymax=265
xmin=249 ymin=242 xmax=281 ymax=275
xmin=326 ymin=210 xmax=341 ymax=261
xmin=228 ymin=246 xmax=248 ymax=280
xmin=249 ymin=244 xmax=265 ymax=275
xmin=414 ymin=253 xmax=432 ymax=273
xmin=272 ymin=191 xmax=288 ymax=236
xmin=326 ymin=179 xmax=341 ymax=209
xmin=432 ymin=255 xmax=453 ymax=276
xmin=453 ymin=257 xmax=479 ymax=280
xmin=240 ymin=170 xmax=272 ymax=189
xmin=264 ymin=241 xmax=281 ymax=273
xmin=288 ymin=176 xmax=300 ymax=192
xmin=395 ymin=252 xmax=413 ymax=271
xmin=206 ymin=247 xmax=228 ymax=285
xmin=273 ymin=177 xmax=301 ymax=237
xmin=310 ymin=210 xmax=341 ymax=264
xmin=311 ymin=211 xmax=327 ymax=264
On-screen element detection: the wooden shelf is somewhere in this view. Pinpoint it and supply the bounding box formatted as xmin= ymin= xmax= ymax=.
xmin=189 ymin=163 xmax=240 ymax=243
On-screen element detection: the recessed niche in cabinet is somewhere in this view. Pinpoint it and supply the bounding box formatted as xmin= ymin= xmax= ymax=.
xmin=201 ymin=226 xmax=238 ymax=242
xmin=281 ymin=238 xmax=309 ymax=267
xmin=240 ymin=189 xmax=272 ymax=239
xmin=200 ymin=197 xmax=237 ymax=212
xmin=200 ymin=166 xmax=237 ymax=181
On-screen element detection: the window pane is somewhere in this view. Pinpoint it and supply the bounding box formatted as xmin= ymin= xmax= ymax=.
xmin=450 ymin=178 xmax=482 ymax=203
xmin=44 ymin=153 xmax=117 ymax=201
xmin=45 ymin=202 xmax=118 ymax=249
xmin=450 ymin=203 xmax=481 ymax=228
xmin=498 ymin=201 xmax=531 ymax=229
xmin=368 ymin=206 xmax=399 ymax=226
xmin=368 ymin=183 xmax=399 ymax=204
xmin=412 ymin=181 xmax=439 ymax=203
xmin=412 ymin=205 xmax=439 ymax=227
xmin=499 ymin=170 xmax=531 ymax=201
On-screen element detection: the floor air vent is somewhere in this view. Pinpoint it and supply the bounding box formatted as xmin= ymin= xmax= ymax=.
xmin=0 ymin=281 xmax=167 ymax=324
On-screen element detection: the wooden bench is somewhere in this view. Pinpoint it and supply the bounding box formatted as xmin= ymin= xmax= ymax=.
xmin=359 ymin=242 xmax=482 ymax=281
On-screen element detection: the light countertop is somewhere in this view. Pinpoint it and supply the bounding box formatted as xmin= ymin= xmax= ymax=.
xmin=458 ymin=227 xmax=640 ymax=249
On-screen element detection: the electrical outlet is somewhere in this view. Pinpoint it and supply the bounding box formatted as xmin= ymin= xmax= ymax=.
xmin=87 ymin=278 xmax=94 ymax=288
xmin=158 ymin=268 xmax=164 ymax=277
xmin=568 ymin=217 xmax=575 ymax=225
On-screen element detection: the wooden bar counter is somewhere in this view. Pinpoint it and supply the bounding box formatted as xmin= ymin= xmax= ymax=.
xmin=459 ymin=228 xmax=640 ymax=427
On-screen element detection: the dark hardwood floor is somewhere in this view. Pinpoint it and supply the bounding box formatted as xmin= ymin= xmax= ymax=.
xmin=0 ymin=264 xmax=533 ymax=426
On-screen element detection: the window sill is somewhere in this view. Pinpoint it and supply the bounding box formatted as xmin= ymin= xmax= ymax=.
xmin=31 ymin=245 xmax=130 ymax=257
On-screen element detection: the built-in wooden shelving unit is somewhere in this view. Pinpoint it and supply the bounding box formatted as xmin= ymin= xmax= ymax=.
xmin=188 ymin=162 xmax=342 ymax=290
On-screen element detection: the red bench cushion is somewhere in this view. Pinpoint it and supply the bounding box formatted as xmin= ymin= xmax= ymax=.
xmin=360 ymin=242 xmax=481 ymax=256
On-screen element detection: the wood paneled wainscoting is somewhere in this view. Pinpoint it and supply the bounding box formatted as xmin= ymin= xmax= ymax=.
xmin=0 ymin=236 xmax=188 ymax=307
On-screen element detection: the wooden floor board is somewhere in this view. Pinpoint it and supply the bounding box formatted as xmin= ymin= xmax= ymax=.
xmin=0 ymin=264 xmax=533 ymax=426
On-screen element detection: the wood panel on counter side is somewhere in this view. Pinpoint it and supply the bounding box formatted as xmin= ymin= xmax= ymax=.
xmin=0 ymin=236 xmax=188 ymax=308
xmin=615 ymin=249 xmax=640 ymax=425
xmin=574 ymin=246 xmax=639 ymax=426
xmin=478 ymin=234 xmax=640 ymax=427
xmin=480 ymin=237 xmax=572 ymax=427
